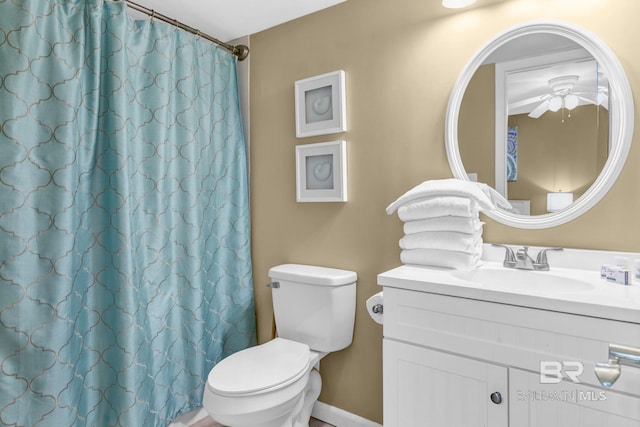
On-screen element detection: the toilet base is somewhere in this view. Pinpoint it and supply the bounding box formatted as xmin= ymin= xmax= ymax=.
xmin=293 ymin=369 xmax=321 ymax=427
xmin=205 ymin=368 xmax=323 ymax=427
xmin=207 ymin=393 xmax=300 ymax=427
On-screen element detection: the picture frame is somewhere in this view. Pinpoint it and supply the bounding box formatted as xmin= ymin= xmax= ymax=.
xmin=295 ymin=70 xmax=346 ymax=138
xmin=296 ymin=140 xmax=347 ymax=202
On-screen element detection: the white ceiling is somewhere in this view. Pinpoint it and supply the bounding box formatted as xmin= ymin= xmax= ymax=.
xmin=484 ymin=34 xmax=608 ymax=117
xmin=129 ymin=0 xmax=348 ymax=42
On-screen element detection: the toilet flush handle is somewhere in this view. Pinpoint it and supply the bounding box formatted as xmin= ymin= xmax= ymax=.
xmin=266 ymin=281 xmax=280 ymax=289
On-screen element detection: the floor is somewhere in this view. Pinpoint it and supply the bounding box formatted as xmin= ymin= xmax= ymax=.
xmin=192 ymin=416 xmax=334 ymax=427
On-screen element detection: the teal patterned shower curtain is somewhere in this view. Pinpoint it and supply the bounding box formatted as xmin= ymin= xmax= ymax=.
xmin=0 ymin=1 xmax=256 ymax=426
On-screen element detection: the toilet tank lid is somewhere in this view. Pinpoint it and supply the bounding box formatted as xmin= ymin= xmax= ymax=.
xmin=269 ymin=264 xmax=357 ymax=286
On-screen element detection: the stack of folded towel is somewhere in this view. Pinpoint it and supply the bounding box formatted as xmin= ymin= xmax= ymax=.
xmin=386 ymin=179 xmax=512 ymax=270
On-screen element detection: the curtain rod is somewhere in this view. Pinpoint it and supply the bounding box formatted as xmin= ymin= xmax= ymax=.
xmin=122 ymin=0 xmax=249 ymax=61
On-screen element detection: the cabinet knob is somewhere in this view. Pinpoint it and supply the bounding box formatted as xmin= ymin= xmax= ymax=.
xmin=490 ymin=392 xmax=502 ymax=404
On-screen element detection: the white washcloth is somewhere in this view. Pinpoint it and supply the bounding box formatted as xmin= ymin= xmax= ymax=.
xmin=398 ymin=197 xmax=479 ymax=221
xmin=400 ymin=248 xmax=481 ymax=270
xmin=386 ymin=178 xmax=512 ymax=215
xmin=403 ymin=216 xmax=483 ymax=235
xmin=399 ymin=230 xmax=482 ymax=254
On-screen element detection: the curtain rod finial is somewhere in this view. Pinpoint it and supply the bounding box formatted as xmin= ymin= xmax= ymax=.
xmin=233 ymin=45 xmax=250 ymax=61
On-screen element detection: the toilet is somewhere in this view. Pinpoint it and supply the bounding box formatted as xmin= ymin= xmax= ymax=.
xmin=203 ymin=264 xmax=357 ymax=427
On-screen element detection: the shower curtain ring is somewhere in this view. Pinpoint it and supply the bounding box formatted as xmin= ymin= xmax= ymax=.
xmin=150 ymin=9 xmax=155 ymax=23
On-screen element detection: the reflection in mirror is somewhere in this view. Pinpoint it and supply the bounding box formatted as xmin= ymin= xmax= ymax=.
xmin=445 ymin=20 xmax=634 ymax=229
xmin=458 ymin=35 xmax=610 ymax=215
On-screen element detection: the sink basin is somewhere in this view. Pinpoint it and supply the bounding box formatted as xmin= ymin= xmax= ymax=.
xmin=452 ymin=266 xmax=596 ymax=293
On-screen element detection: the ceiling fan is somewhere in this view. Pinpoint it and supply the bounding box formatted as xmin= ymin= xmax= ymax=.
xmin=510 ymin=74 xmax=609 ymax=119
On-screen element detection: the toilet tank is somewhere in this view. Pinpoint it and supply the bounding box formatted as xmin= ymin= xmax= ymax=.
xmin=268 ymin=264 xmax=357 ymax=353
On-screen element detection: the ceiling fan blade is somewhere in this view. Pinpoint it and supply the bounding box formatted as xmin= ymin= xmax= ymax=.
xmin=573 ymin=94 xmax=609 ymax=110
xmin=576 ymin=93 xmax=597 ymax=102
xmin=528 ymin=100 xmax=550 ymax=118
xmin=510 ymin=95 xmax=546 ymax=110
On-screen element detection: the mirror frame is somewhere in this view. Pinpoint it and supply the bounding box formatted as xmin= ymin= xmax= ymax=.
xmin=445 ymin=19 xmax=634 ymax=229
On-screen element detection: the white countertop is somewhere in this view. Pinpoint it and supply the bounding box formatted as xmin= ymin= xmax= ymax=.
xmin=378 ymin=247 xmax=640 ymax=324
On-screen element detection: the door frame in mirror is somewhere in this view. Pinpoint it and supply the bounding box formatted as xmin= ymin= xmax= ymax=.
xmin=445 ymin=19 xmax=634 ymax=229
xmin=494 ymin=48 xmax=596 ymax=200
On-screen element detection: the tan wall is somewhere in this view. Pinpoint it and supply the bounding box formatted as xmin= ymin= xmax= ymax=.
xmin=459 ymin=63 xmax=496 ymax=187
xmin=249 ymin=0 xmax=640 ymax=423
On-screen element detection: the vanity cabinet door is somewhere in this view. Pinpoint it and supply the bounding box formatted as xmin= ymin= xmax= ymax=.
xmin=383 ymin=339 xmax=508 ymax=427
xmin=509 ymin=368 xmax=640 ymax=426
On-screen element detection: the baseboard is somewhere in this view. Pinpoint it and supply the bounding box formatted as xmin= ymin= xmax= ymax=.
xmin=311 ymin=401 xmax=382 ymax=427
xmin=169 ymin=402 xmax=383 ymax=427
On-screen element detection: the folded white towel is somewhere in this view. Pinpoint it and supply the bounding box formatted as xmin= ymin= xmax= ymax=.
xmin=403 ymin=216 xmax=483 ymax=235
xmin=400 ymin=248 xmax=481 ymax=270
xmin=399 ymin=230 xmax=482 ymax=254
xmin=397 ymin=197 xmax=479 ymax=221
xmin=386 ymin=178 xmax=512 ymax=215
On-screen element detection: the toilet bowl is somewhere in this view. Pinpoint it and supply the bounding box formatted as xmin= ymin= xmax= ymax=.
xmin=203 ymin=338 xmax=324 ymax=427
xmin=202 ymin=264 xmax=357 ymax=427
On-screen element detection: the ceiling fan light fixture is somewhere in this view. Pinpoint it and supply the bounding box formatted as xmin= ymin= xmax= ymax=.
xmin=549 ymin=96 xmax=563 ymax=112
xmin=564 ymin=94 xmax=579 ymax=110
xmin=442 ymin=0 xmax=477 ymax=9
xmin=548 ymin=75 xmax=579 ymax=92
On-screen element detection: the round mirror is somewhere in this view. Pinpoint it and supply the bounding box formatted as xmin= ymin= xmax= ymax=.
xmin=445 ymin=20 xmax=634 ymax=229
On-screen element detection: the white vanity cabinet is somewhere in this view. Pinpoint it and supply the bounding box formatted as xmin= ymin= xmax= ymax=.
xmin=509 ymin=368 xmax=640 ymax=426
xmin=384 ymin=339 xmax=508 ymax=426
xmin=378 ymin=265 xmax=640 ymax=427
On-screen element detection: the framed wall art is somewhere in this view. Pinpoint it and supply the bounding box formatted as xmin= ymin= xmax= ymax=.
xmin=294 ymin=70 xmax=346 ymax=138
xmin=295 ymin=140 xmax=347 ymax=202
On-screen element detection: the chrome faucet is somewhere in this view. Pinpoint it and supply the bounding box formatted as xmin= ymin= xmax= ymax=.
xmin=516 ymin=246 xmax=535 ymax=270
xmin=492 ymin=244 xmax=563 ymax=271
xmin=533 ymin=247 xmax=563 ymax=271
xmin=491 ymin=244 xmax=516 ymax=268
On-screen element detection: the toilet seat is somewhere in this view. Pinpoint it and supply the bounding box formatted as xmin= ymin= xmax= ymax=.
xmin=207 ymin=338 xmax=311 ymax=396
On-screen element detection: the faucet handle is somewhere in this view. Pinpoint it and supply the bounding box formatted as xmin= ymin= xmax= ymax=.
xmin=491 ymin=244 xmax=516 ymax=268
xmin=534 ymin=247 xmax=563 ymax=270
xmin=516 ymin=246 xmax=531 ymax=258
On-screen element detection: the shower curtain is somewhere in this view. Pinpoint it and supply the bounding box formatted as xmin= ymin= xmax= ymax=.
xmin=0 ymin=1 xmax=256 ymax=426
